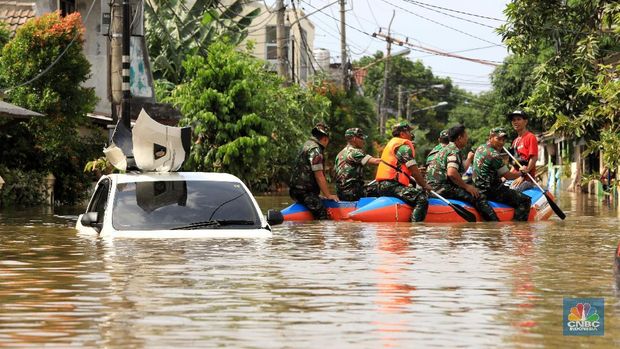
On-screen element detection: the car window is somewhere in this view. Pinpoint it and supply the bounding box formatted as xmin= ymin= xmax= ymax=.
xmin=87 ymin=178 xmax=110 ymax=223
xmin=111 ymin=180 xmax=261 ymax=230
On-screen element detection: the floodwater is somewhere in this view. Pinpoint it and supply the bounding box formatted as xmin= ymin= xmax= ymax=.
xmin=0 ymin=192 xmax=619 ymax=348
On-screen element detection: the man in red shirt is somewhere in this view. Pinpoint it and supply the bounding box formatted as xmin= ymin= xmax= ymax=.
xmin=508 ymin=110 xmax=538 ymax=191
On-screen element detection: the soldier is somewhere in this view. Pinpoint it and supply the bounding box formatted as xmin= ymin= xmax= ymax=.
xmin=472 ymin=127 xmax=532 ymax=221
xmin=334 ymin=128 xmax=381 ymax=201
xmin=375 ymin=121 xmax=432 ymax=222
xmin=508 ymin=110 xmax=538 ymax=191
xmin=289 ymin=123 xmax=339 ymax=219
xmin=426 ymin=124 xmax=497 ymax=221
xmin=425 ymin=129 xmax=449 ymax=166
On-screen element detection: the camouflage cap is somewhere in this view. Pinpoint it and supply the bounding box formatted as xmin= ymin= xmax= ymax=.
xmin=489 ymin=126 xmax=508 ymax=137
xmin=507 ymin=110 xmax=528 ymax=120
xmin=312 ymin=122 xmax=330 ymax=137
xmin=439 ymin=129 xmax=449 ymax=139
xmin=345 ymin=127 xmax=366 ymax=139
xmin=391 ymin=121 xmax=414 ymax=133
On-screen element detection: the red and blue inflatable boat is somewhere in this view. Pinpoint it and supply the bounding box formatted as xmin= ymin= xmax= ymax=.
xmin=281 ymin=188 xmax=555 ymax=222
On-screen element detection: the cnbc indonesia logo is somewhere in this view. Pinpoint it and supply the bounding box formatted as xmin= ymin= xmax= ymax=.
xmin=563 ymin=298 xmax=604 ymax=336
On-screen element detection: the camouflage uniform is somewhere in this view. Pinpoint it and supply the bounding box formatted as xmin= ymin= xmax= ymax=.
xmin=335 ymin=144 xmax=373 ymax=201
xmin=425 ymin=129 xmax=449 ymax=166
xmin=472 ymin=142 xmax=531 ymax=221
xmin=425 ymin=143 xmax=446 ymax=167
xmin=289 ymin=137 xmax=329 ymax=219
xmin=426 ymin=142 xmax=497 ymax=221
xmin=377 ymin=140 xmax=428 ymax=222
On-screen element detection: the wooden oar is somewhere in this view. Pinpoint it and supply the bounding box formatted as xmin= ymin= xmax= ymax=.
xmin=379 ymin=160 xmax=477 ymax=222
xmin=502 ymin=147 xmax=566 ymax=220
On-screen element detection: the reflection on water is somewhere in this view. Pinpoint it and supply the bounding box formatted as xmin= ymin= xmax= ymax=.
xmin=0 ymin=192 xmax=619 ymax=348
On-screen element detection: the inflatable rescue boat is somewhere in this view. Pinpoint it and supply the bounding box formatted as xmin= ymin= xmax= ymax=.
xmin=282 ymin=188 xmax=555 ymax=222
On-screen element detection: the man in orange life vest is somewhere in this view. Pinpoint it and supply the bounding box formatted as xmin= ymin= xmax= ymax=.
xmin=375 ymin=121 xmax=432 ymax=222
xmin=508 ymin=110 xmax=538 ymax=191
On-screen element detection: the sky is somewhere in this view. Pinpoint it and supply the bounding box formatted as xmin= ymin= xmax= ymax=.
xmin=268 ymin=0 xmax=511 ymax=93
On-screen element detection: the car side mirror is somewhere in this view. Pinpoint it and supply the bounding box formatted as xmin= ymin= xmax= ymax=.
xmin=266 ymin=209 xmax=284 ymax=225
xmin=81 ymin=212 xmax=102 ymax=232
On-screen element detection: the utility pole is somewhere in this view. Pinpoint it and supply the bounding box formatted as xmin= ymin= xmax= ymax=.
xmin=380 ymin=10 xmax=395 ymax=135
xmin=340 ymin=0 xmax=347 ymax=90
xmin=121 ymin=0 xmax=131 ymax=128
xmin=276 ymin=0 xmax=288 ymax=84
xmin=110 ymin=0 xmax=122 ymax=123
xmin=406 ymin=97 xmax=411 ymax=122
xmin=398 ymin=85 xmax=403 ymax=117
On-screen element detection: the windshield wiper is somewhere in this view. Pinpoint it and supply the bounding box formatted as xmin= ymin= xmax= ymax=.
xmin=171 ymin=220 xmax=256 ymax=230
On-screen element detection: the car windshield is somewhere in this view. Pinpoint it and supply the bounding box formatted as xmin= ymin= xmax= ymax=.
xmin=111 ymin=180 xmax=261 ymax=230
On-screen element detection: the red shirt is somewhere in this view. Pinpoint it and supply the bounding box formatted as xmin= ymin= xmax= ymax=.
xmin=512 ymin=131 xmax=538 ymax=178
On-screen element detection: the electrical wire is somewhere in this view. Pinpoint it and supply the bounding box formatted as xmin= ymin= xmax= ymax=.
xmin=373 ymin=32 xmax=501 ymax=66
xmin=400 ymin=0 xmax=497 ymax=29
xmin=130 ymin=0 xmax=144 ymax=31
xmin=299 ymin=0 xmax=386 ymax=48
xmin=1 ymin=0 xmax=99 ymax=93
xmin=403 ymin=0 xmax=505 ymax=22
xmin=409 ymin=44 xmax=500 ymax=59
xmin=380 ymin=0 xmax=504 ymax=47
xmin=261 ymin=0 xmax=275 ymax=14
xmin=298 ymin=1 xmax=370 ymax=55
xmin=365 ymin=0 xmax=381 ymax=27
xmin=290 ymin=0 xmax=318 ymax=74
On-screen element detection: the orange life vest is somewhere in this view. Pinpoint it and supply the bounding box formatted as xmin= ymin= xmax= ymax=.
xmin=375 ymin=137 xmax=415 ymax=186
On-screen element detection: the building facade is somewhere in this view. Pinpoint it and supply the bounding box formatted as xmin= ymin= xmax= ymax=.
xmin=233 ymin=0 xmax=316 ymax=85
xmin=0 ymin=0 xmax=155 ymax=120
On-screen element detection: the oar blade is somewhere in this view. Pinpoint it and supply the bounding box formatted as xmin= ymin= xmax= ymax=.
xmin=543 ymin=192 xmax=566 ymax=220
xmin=448 ymin=202 xmax=477 ymax=222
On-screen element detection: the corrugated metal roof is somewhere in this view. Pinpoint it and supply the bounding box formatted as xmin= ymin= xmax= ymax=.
xmin=0 ymin=1 xmax=36 ymax=35
xmin=0 ymin=100 xmax=43 ymax=119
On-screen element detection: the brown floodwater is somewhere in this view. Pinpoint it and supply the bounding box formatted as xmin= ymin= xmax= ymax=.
xmin=0 ymin=191 xmax=619 ymax=348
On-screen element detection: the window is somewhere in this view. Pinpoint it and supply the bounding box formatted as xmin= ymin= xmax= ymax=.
xmin=58 ymin=0 xmax=76 ymax=17
xmin=265 ymin=25 xmax=290 ymax=61
xmin=112 ymin=180 xmax=261 ymax=230
xmin=87 ymin=178 xmax=110 ymax=225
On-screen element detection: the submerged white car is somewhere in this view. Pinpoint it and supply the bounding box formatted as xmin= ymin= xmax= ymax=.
xmin=76 ymin=172 xmax=283 ymax=238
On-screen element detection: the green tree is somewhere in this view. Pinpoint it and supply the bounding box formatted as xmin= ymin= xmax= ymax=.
xmin=499 ymin=0 xmax=620 ymax=168
xmin=309 ymin=76 xmax=378 ymax=169
xmin=0 ymin=21 xmax=9 ymax=49
xmin=145 ymin=0 xmax=260 ymax=85
xmin=354 ymin=52 xmax=455 ymax=146
xmin=0 ymin=12 xmax=101 ymax=205
xmin=165 ymin=41 xmax=329 ymax=190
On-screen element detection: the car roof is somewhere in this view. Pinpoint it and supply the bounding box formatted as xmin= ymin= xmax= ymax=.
xmin=106 ymin=172 xmax=244 ymax=184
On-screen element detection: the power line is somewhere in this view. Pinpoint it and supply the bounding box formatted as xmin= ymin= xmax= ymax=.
xmin=400 ymin=0 xmax=497 ymax=29
xmin=433 ymin=70 xmax=492 ymax=78
xmin=1 ymin=0 xmax=99 ymax=93
xmin=403 ymin=0 xmax=505 ymax=22
xmin=261 ymin=0 xmax=275 ymax=14
xmin=380 ymin=0 xmax=504 ymax=47
xmin=290 ymin=0 xmax=318 ymax=74
xmin=365 ymin=0 xmax=381 ymax=28
xmin=299 ymin=0 xmax=375 ymax=55
xmin=409 ymin=44 xmax=500 ymax=59
xmin=374 ymin=32 xmax=500 ymax=66
xmin=300 ymin=0 xmax=387 ymax=51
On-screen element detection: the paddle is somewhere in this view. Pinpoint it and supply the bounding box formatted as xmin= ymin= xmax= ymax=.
xmin=379 ymin=160 xmax=477 ymax=222
xmin=502 ymin=147 xmax=566 ymax=220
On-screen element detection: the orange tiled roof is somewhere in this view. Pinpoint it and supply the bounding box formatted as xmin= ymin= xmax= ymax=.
xmin=0 ymin=1 xmax=36 ymax=35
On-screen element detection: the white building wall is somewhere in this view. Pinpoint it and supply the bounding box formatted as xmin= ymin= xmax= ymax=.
xmin=233 ymin=0 xmax=315 ymax=84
